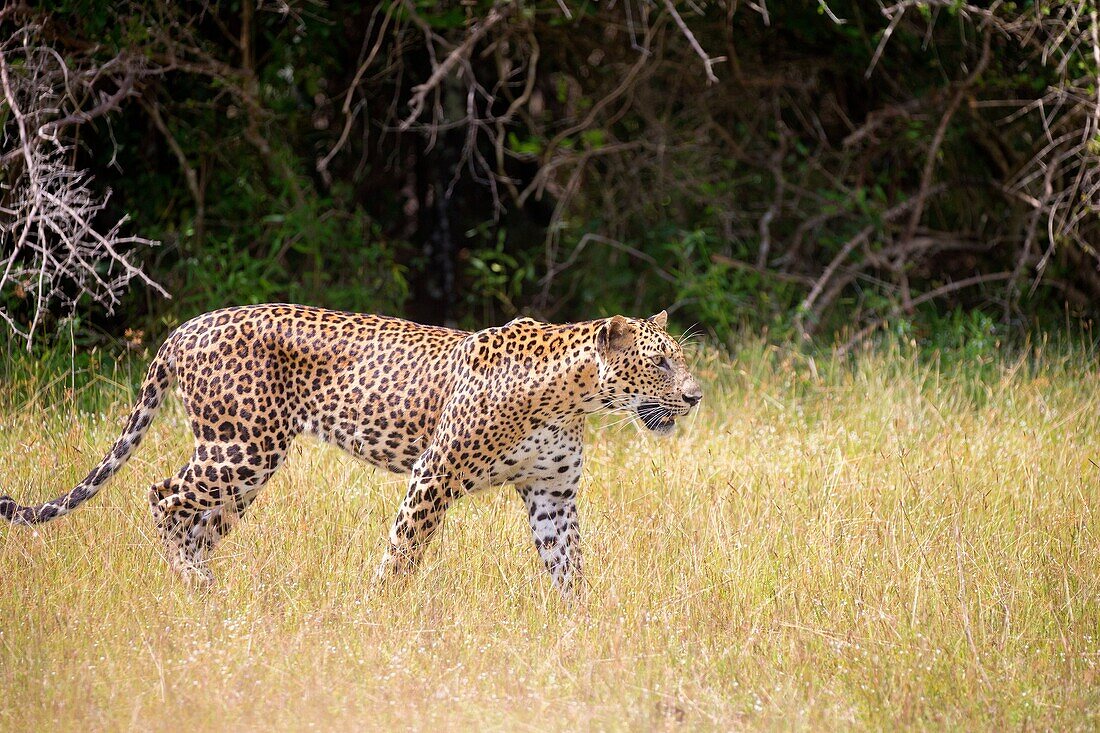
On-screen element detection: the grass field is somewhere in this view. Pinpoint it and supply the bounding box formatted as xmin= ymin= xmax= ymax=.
xmin=1 ymin=338 xmax=1098 ymax=730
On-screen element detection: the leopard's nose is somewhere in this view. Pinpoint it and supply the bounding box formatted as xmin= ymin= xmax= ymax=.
xmin=683 ymin=387 xmax=702 ymax=407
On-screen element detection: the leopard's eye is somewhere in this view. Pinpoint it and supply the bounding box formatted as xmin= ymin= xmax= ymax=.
xmin=651 ymin=355 xmax=671 ymax=371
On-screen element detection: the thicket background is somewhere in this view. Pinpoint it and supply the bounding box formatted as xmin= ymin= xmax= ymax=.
xmin=1 ymin=0 xmax=1098 ymax=351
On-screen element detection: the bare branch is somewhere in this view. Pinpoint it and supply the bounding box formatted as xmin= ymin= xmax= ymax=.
xmin=663 ymin=0 xmax=724 ymax=85
xmin=399 ymin=2 xmax=513 ymax=131
xmin=39 ymin=64 xmax=139 ymax=138
xmin=0 ymin=29 xmax=165 ymax=347
xmin=794 ymin=185 xmax=947 ymax=339
xmin=141 ymin=97 xmax=204 ymax=244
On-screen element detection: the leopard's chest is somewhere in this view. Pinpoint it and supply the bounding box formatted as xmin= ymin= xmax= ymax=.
xmin=487 ymin=419 xmax=582 ymax=485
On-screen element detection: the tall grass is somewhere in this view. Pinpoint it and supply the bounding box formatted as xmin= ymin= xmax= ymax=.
xmin=1 ymin=337 xmax=1098 ymax=730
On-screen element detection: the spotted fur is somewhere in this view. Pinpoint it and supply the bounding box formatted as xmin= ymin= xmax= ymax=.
xmin=0 ymin=304 xmax=701 ymax=593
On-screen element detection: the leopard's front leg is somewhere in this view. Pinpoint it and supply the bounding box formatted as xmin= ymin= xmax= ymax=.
xmin=376 ymin=448 xmax=457 ymax=579
xmin=517 ymin=470 xmax=582 ymax=595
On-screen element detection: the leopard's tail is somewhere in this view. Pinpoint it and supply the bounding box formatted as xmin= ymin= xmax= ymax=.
xmin=0 ymin=336 xmax=177 ymax=525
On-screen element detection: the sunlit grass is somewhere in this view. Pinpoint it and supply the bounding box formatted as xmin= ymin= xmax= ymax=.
xmin=2 ymin=339 xmax=1098 ymax=730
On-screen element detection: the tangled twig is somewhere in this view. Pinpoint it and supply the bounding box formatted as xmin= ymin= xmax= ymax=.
xmin=0 ymin=29 xmax=165 ymax=347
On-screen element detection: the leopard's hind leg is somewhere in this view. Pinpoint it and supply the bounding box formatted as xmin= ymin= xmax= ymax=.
xmin=186 ymin=488 xmax=262 ymax=564
xmin=149 ymin=441 xmax=286 ymax=586
xmin=149 ymin=474 xmax=214 ymax=587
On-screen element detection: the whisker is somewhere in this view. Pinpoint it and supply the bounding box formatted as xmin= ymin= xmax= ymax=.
xmin=613 ymin=414 xmax=641 ymax=434
xmin=676 ymin=324 xmax=701 ymax=347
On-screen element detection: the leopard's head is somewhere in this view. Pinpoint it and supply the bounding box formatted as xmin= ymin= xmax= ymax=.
xmin=592 ymin=311 xmax=702 ymax=434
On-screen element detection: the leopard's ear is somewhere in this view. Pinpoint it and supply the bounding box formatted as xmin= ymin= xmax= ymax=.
xmin=647 ymin=310 xmax=668 ymax=330
xmin=597 ymin=315 xmax=636 ymax=354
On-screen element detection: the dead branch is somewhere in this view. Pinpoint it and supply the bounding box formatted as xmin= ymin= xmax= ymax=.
xmin=493 ymin=28 xmax=540 ymax=203
xmin=898 ymin=31 xmax=993 ymax=263
xmin=794 ymin=185 xmax=947 ymax=339
xmin=141 ymin=97 xmax=204 ymax=244
xmin=316 ymin=0 xmax=400 ymax=185
xmin=0 ymin=29 xmax=165 ymax=347
xmin=757 ymin=117 xmax=787 ymax=267
xmin=663 ymin=0 xmax=723 ymax=85
xmin=399 ymin=2 xmax=513 ymax=131
xmin=710 ymin=254 xmax=815 ymax=285
xmin=538 ymin=232 xmax=677 ymax=293
xmin=40 ymin=65 xmax=139 ymax=138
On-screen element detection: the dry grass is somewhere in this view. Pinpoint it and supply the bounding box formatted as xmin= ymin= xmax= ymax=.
xmin=1 ymin=341 xmax=1098 ymax=730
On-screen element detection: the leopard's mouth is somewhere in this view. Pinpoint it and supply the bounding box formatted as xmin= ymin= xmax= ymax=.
xmin=637 ymin=403 xmax=677 ymax=433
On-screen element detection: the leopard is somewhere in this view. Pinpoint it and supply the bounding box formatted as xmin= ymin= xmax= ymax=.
xmin=0 ymin=304 xmax=702 ymax=594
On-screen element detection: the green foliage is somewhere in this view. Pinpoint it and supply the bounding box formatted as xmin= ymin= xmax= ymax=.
xmin=668 ymin=230 xmax=767 ymax=336
xmin=8 ymin=0 xmax=1097 ymax=348
xmin=462 ymin=225 xmax=537 ymax=321
xmin=0 ymin=319 xmax=144 ymax=415
xmin=167 ymin=200 xmax=409 ymax=322
xmin=921 ymin=308 xmax=1004 ymax=359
